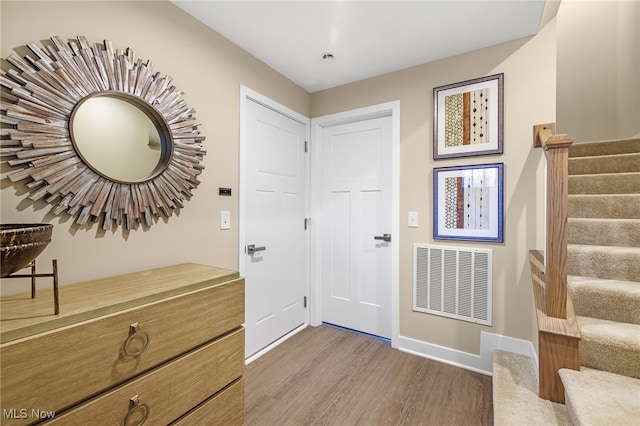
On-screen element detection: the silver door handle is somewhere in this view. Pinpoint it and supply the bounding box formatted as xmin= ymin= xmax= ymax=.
xmin=247 ymin=244 xmax=266 ymax=254
xmin=374 ymin=234 xmax=391 ymax=242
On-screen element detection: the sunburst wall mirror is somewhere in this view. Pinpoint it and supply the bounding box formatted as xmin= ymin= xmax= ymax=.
xmin=0 ymin=36 xmax=206 ymax=230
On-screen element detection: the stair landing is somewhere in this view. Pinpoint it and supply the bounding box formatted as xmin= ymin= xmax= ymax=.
xmin=493 ymin=350 xmax=571 ymax=426
xmin=559 ymin=368 xmax=640 ymax=426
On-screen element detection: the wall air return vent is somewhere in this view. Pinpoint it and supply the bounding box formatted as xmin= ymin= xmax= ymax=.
xmin=413 ymin=244 xmax=492 ymax=325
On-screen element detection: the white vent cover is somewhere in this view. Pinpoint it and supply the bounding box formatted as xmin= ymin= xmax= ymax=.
xmin=413 ymin=244 xmax=492 ymax=325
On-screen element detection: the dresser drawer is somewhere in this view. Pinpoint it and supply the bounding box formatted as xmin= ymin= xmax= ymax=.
xmin=0 ymin=278 xmax=243 ymax=422
xmin=44 ymin=328 xmax=244 ymax=425
xmin=172 ymin=378 xmax=244 ymax=426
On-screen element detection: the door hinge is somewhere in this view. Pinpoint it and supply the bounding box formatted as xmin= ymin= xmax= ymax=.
xmin=304 ymin=296 xmax=307 ymax=308
xmin=304 ymin=217 xmax=311 ymax=230
xmin=305 ymin=140 xmax=308 ymax=153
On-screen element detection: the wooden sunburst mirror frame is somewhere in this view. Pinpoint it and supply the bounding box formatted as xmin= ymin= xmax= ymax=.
xmin=0 ymin=36 xmax=206 ymax=230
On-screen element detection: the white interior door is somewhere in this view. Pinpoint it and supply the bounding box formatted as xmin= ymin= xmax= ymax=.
xmin=242 ymin=95 xmax=307 ymax=358
xmin=320 ymin=116 xmax=392 ymax=338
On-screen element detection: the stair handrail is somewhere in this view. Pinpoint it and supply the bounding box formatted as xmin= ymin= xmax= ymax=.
xmin=534 ymin=123 xmax=573 ymax=319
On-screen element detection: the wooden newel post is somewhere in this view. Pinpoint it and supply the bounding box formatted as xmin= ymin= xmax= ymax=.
xmin=531 ymin=124 xmax=580 ymax=403
xmin=543 ymin=135 xmax=573 ymax=319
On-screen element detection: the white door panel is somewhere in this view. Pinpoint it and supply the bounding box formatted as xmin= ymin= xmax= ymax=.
xmin=243 ymin=98 xmax=307 ymax=358
xmin=321 ymin=116 xmax=392 ymax=338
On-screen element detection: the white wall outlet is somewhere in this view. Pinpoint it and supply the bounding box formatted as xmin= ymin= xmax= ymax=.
xmin=408 ymin=211 xmax=419 ymax=228
xmin=220 ymin=211 xmax=231 ymax=230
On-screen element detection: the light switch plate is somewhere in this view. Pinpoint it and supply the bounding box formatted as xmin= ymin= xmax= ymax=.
xmin=408 ymin=211 xmax=419 ymax=228
xmin=220 ymin=211 xmax=231 ymax=230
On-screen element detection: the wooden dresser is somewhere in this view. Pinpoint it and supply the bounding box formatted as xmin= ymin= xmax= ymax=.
xmin=0 ymin=263 xmax=244 ymax=425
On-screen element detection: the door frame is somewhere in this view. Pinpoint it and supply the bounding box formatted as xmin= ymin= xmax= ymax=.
xmin=239 ymin=86 xmax=312 ymax=349
xmin=310 ymin=101 xmax=400 ymax=348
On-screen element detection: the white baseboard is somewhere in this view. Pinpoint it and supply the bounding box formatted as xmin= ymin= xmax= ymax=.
xmin=398 ymin=331 xmax=538 ymax=378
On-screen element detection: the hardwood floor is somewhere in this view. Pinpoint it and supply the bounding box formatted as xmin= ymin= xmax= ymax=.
xmin=244 ymin=324 xmax=493 ymax=426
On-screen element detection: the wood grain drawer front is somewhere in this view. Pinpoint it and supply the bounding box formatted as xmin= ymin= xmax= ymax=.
xmin=45 ymin=328 xmax=244 ymax=426
xmin=172 ymin=378 xmax=244 ymax=426
xmin=0 ymin=278 xmax=243 ymax=421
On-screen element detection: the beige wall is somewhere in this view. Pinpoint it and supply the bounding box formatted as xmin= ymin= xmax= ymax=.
xmin=557 ymin=0 xmax=640 ymax=141
xmin=0 ymin=1 xmax=310 ymax=292
xmin=312 ymin=22 xmax=556 ymax=354
xmin=1 ymin=1 xmax=558 ymax=356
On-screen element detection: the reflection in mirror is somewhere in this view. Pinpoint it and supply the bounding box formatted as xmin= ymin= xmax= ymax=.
xmin=71 ymin=95 xmax=168 ymax=182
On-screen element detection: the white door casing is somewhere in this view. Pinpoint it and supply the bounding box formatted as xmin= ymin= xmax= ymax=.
xmin=240 ymin=87 xmax=310 ymax=359
xmin=310 ymin=102 xmax=400 ymax=346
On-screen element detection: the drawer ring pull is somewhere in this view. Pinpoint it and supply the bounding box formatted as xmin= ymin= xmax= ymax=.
xmin=124 ymin=395 xmax=150 ymax=426
xmin=124 ymin=323 xmax=150 ymax=357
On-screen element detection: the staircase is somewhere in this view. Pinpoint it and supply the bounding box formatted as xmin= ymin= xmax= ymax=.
xmin=493 ymin=138 xmax=640 ymax=425
xmin=559 ymin=138 xmax=640 ymax=425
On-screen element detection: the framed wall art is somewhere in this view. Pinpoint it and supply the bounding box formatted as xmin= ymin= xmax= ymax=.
xmin=433 ymin=73 xmax=503 ymax=159
xmin=433 ymin=163 xmax=504 ymax=243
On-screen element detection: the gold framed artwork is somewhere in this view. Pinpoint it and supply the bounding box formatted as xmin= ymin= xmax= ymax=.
xmin=433 ymin=73 xmax=503 ymax=159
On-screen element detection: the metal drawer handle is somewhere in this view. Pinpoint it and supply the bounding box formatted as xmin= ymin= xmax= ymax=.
xmin=374 ymin=234 xmax=391 ymax=242
xmin=124 ymin=323 xmax=150 ymax=357
xmin=124 ymin=395 xmax=150 ymax=426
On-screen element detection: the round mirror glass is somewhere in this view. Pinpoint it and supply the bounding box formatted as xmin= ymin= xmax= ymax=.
xmin=71 ymin=94 xmax=171 ymax=183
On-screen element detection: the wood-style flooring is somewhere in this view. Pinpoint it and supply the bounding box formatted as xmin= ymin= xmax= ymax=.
xmin=244 ymin=324 xmax=493 ymax=426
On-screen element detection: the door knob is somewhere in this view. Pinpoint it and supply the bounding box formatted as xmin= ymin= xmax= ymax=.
xmin=374 ymin=234 xmax=391 ymax=242
xmin=247 ymin=244 xmax=266 ymax=255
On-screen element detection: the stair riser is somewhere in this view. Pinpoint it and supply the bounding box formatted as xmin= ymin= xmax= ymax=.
xmin=569 ymin=139 xmax=640 ymax=157
xmin=581 ymin=339 xmax=640 ymax=379
xmin=568 ymin=219 xmax=640 ymax=247
xmin=569 ymin=194 xmax=640 ymax=219
xmin=569 ymin=173 xmax=640 ymax=194
xmin=570 ymin=287 xmax=640 ymax=324
xmin=569 ymin=153 xmax=640 ymax=175
xmin=568 ymin=248 xmax=640 ymax=282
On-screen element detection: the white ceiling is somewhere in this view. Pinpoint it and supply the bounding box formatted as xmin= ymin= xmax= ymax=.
xmin=171 ymin=1 xmax=546 ymax=93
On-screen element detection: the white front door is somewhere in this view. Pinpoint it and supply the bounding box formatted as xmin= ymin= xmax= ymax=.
xmin=320 ymin=115 xmax=393 ymax=338
xmin=241 ymin=93 xmax=308 ymax=358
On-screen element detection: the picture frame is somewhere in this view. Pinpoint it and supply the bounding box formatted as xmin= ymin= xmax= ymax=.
xmin=433 ymin=163 xmax=504 ymax=243
xmin=433 ymin=73 xmax=503 ymax=159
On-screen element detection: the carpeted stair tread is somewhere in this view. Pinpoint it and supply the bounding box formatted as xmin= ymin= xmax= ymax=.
xmin=568 ymin=218 xmax=640 ymax=247
xmin=568 ymin=275 xmax=640 ymax=324
xmin=559 ymin=367 xmax=640 ymax=426
xmin=577 ymin=316 xmax=640 ymax=378
xmin=569 ymin=138 xmax=640 ymax=158
xmin=492 ymin=350 xmax=570 ymax=426
xmin=569 ymin=172 xmax=640 ymax=194
xmin=569 ymin=152 xmax=640 ymax=175
xmin=568 ymin=194 xmax=640 ymax=219
xmin=568 ymin=244 xmax=640 ymax=282
xmin=530 ymin=138 xmax=640 ymax=425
